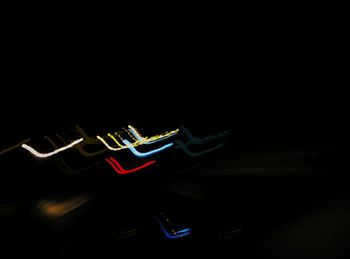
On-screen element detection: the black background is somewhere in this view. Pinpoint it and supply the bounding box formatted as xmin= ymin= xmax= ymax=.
xmin=1 ymin=8 xmax=347 ymax=259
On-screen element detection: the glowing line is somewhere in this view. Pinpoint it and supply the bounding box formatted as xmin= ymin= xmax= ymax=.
xmin=108 ymin=133 xmax=124 ymax=148
xmin=110 ymin=157 xmax=156 ymax=173
xmin=122 ymin=139 xmax=173 ymax=158
xmin=0 ymin=139 xmax=31 ymax=155
xmin=159 ymin=212 xmax=190 ymax=237
xmin=97 ymin=136 xmax=124 ymax=151
xmin=175 ymin=140 xmax=226 ymax=157
xmin=128 ymin=126 xmax=144 ymax=142
xmin=123 ymin=127 xmax=138 ymax=142
xmin=96 ymin=134 xmax=143 ymax=152
xmin=181 ymin=125 xmax=231 ymax=145
xmin=153 ymin=215 xmax=191 ymax=239
xmin=128 ymin=125 xmax=179 ymax=145
xmin=21 ymin=138 xmax=84 ymax=158
xmin=105 ymin=157 xmax=156 ymax=175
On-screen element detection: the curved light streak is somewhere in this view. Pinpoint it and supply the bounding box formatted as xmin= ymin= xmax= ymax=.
xmin=181 ymin=125 xmax=231 ymax=145
xmin=0 ymin=139 xmax=31 ymax=155
xmin=128 ymin=125 xmax=179 ymax=145
xmin=105 ymin=157 xmax=156 ymax=175
xmin=122 ymin=139 xmax=173 ymax=158
xmin=108 ymin=133 xmax=125 ymax=148
xmin=21 ymin=138 xmax=84 ymax=158
xmin=175 ymin=140 xmax=226 ymax=157
xmin=97 ymin=136 xmax=124 ymax=151
xmin=153 ymin=215 xmax=191 ymax=239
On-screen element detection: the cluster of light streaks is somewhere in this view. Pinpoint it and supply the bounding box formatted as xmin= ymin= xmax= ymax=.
xmin=122 ymin=139 xmax=174 ymax=158
xmin=97 ymin=125 xmax=179 ymax=152
xmin=128 ymin=125 xmax=179 ymax=145
xmin=97 ymin=134 xmax=144 ymax=151
xmin=175 ymin=140 xmax=226 ymax=157
xmin=21 ymin=138 xmax=84 ymax=158
xmin=105 ymin=157 xmax=156 ymax=175
xmin=0 ymin=139 xmax=31 ymax=155
xmin=153 ymin=213 xmax=191 ymax=239
xmin=181 ymin=125 xmax=231 ymax=145
xmin=18 ymin=124 xmax=228 ymax=162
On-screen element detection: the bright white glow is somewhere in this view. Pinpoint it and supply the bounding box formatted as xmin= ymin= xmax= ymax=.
xmin=122 ymin=139 xmax=174 ymax=158
xmin=22 ymin=138 xmax=84 ymax=158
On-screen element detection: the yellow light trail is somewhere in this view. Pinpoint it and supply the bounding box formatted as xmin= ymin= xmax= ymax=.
xmin=127 ymin=125 xmax=179 ymax=144
xmin=96 ymin=126 xmax=179 ymax=152
xmin=22 ymin=138 xmax=84 ymax=158
xmin=96 ymin=135 xmax=143 ymax=151
xmin=107 ymin=133 xmax=124 ymax=148
xmin=96 ymin=136 xmax=124 ymax=151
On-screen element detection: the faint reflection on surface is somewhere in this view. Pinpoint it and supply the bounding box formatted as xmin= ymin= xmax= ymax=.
xmin=36 ymin=195 xmax=90 ymax=220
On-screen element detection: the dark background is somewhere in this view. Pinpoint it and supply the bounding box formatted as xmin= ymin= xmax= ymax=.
xmin=1 ymin=9 xmax=347 ymax=258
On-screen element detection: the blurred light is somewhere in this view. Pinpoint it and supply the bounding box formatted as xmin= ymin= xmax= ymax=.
xmin=108 ymin=133 xmax=125 ymax=148
xmin=122 ymin=139 xmax=173 ymax=158
xmin=21 ymin=138 xmax=84 ymax=158
xmin=36 ymin=195 xmax=89 ymax=219
xmin=153 ymin=214 xmax=191 ymax=239
xmin=55 ymin=134 xmax=108 ymax=157
xmin=0 ymin=139 xmax=31 ymax=155
xmin=105 ymin=157 xmax=156 ymax=175
xmin=75 ymin=125 xmax=100 ymax=144
xmin=128 ymin=125 xmax=179 ymax=144
xmin=97 ymin=136 xmax=124 ymax=151
xmin=175 ymin=140 xmax=226 ymax=157
xmin=181 ymin=125 xmax=231 ymax=145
